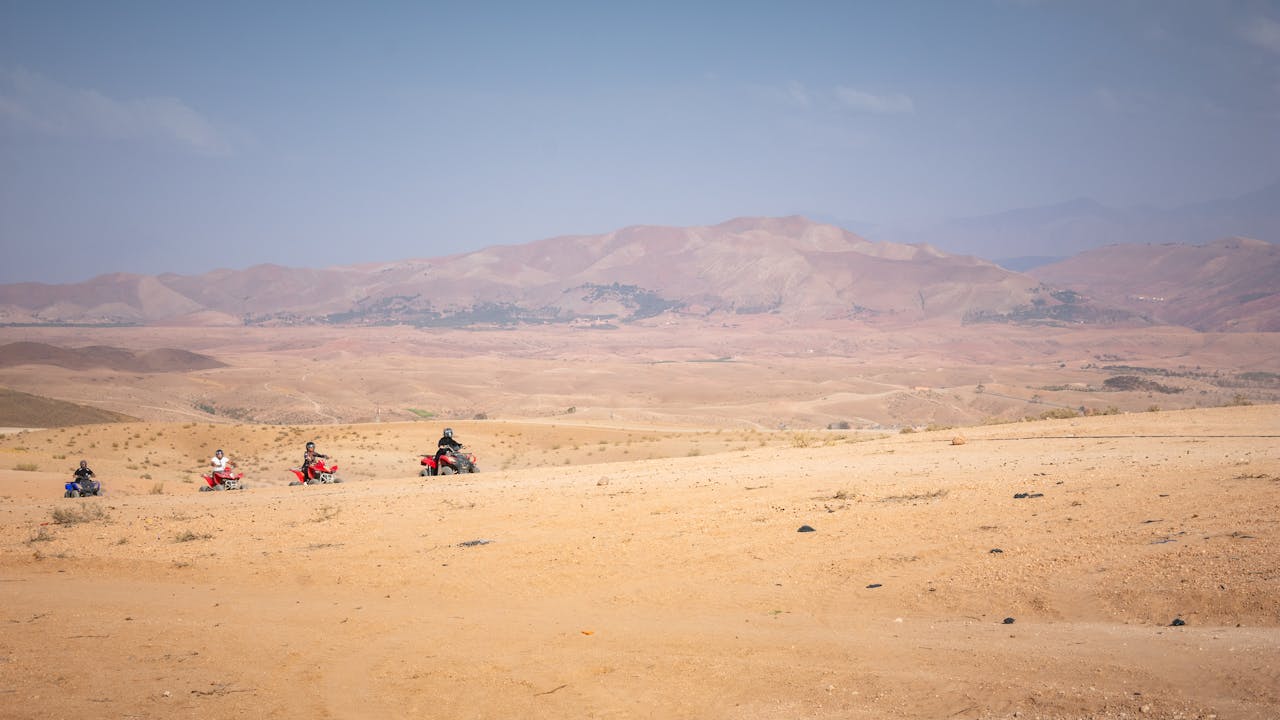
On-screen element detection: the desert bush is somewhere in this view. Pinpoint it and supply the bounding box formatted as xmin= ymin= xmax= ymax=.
xmin=1225 ymin=393 xmax=1253 ymax=407
xmin=51 ymin=504 xmax=107 ymax=525
xmin=1037 ymin=408 xmax=1078 ymax=420
xmin=880 ymin=489 xmax=949 ymax=503
xmin=13 ymin=463 xmax=39 ymax=472
xmin=899 ymin=427 xmax=917 ymax=434
xmin=827 ymin=420 xmax=852 ymax=430
xmin=174 ymin=529 xmax=212 ymax=543
xmin=149 ymin=482 xmax=165 ymax=495
xmin=1147 ymin=405 xmax=1161 ymax=412
xmin=790 ymin=433 xmax=818 ymax=448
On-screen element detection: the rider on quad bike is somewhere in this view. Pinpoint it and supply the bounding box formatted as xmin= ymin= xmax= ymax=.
xmin=424 ymin=427 xmax=477 ymax=475
xmin=435 ymin=428 xmax=462 ymax=464
xmin=66 ymin=460 xmax=101 ymax=497
xmin=302 ymin=441 xmax=329 ymax=482
xmin=202 ymin=448 xmax=243 ymax=490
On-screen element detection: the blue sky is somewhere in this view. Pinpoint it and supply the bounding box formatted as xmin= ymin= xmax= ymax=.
xmin=2 ymin=1 xmax=1278 ymax=282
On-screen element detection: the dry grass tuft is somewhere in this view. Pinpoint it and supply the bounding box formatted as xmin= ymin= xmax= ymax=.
xmin=51 ymin=504 xmax=108 ymax=525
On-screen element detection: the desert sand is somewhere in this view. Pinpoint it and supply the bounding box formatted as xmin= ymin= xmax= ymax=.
xmin=1 ymin=403 xmax=1277 ymax=719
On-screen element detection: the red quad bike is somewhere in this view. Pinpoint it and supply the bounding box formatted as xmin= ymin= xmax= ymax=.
xmin=420 ymin=448 xmax=479 ymax=476
xmin=200 ymin=465 xmax=245 ymax=492
xmin=289 ymin=459 xmax=343 ymax=486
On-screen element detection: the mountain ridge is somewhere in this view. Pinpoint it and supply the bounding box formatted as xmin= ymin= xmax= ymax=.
xmin=1 ymin=216 xmax=1272 ymax=331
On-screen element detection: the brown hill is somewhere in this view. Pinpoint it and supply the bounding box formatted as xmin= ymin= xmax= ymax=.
xmin=0 ymin=217 xmax=1092 ymax=328
xmin=0 ymin=387 xmax=138 ymax=427
xmin=0 ymin=272 xmax=202 ymax=324
xmin=0 ymin=342 xmax=225 ymax=372
xmin=1029 ymin=237 xmax=1280 ymax=331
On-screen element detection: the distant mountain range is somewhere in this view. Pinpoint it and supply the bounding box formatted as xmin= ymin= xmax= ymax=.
xmin=0 ymin=216 xmax=1275 ymax=332
xmin=1029 ymin=237 xmax=1280 ymax=332
xmin=881 ymin=179 xmax=1280 ymax=267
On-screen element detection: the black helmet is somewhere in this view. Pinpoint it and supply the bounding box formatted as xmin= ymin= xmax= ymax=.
xmin=306 ymin=441 xmax=315 ymax=450
xmin=443 ymin=428 xmax=453 ymax=438
xmin=215 ymin=449 xmax=223 ymax=455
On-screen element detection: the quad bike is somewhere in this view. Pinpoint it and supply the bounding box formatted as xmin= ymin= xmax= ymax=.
xmin=420 ymin=448 xmax=479 ymax=476
xmin=289 ymin=459 xmax=343 ymax=486
xmin=200 ymin=465 xmax=245 ymax=491
xmin=64 ymin=478 xmax=102 ymax=498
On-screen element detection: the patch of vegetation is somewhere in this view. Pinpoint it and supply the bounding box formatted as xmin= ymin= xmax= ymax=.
xmin=174 ymin=529 xmax=212 ymax=543
xmin=311 ymin=505 xmax=340 ymax=523
xmin=1217 ymin=371 xmax=1280 ymax=389
xmin=577 ymin=282 xmax=683 ymax=320
xmin=51 ymin=504 xmax=108 ymax=525
xmin=407 ymin=408 xmax=435 ymax=419
xmin=1102 ymin=375 xmax=1184 ymax=394
xmin=963 ymin=302 xmax=1135 ymax=326
xmin=27 ymin=526 xmax=55 ymax=543
xmin=13 ymin=462 xmax=39 ymax=471
xmin=880 ymin=489 xmax=949 ymax=503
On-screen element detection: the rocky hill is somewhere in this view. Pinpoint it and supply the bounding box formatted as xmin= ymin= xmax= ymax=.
xmin=6 ymin=216 xmax=1271 ymax=331
xmin=1029 ymin=237 xmax=1280 ymax=331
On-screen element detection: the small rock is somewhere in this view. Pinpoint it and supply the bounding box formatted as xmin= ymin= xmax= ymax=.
xmin=989 ymin=548 xmax=1004 ymax=554
xmin=1002 ymin=617 xmax=1016 ymax=624
xmin=797 ymin=525 xmax=815 ymax=533
xmin=596 ymin=477 xmax=609 ymax=486
xmin=866 ymin=583 xmax=882 ymax=589
xmin=1170 ymin=617 xmax=1186 ymax=626
xmin=1141 ymin=704 xmax=1151 ymax=713
xmin=951 ymin=436 xmax=966 ymax=446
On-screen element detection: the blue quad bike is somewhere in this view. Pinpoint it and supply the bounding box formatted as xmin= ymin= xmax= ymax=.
xmin=64 ymin=479 xmax=102 ymax=498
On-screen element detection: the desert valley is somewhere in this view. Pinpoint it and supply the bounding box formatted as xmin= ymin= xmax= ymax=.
xmin=0 ymin=218 xmax=1277 ymax=719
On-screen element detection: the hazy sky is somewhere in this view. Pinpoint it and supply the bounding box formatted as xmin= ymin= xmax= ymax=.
xmin=2 ymin=1 xmax=1278 ymax=283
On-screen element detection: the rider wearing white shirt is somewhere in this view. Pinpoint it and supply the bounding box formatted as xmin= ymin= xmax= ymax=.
xmin=211 ymin=449 xmax=232 ymax=477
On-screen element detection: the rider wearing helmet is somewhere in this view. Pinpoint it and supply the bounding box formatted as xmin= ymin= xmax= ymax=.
xmin=302 ymin=441 xmax=329 ymax=481
xmin=72 ymin=460 xmax=95 ymax=491
xmin=435 ymin=427 xmax=462 ymax=465
xmin=210 ymin=448 xmax=233 ymax=478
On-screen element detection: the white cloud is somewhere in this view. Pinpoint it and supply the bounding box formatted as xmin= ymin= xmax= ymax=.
xmin=834 ymin=86 xmax=915 ymax=115
xmin=786 ymin=81 xmax=811 ymax=107
xmin=0 ymin=68 xmax=229 ymax=155
xmin=1242 ymin=16 xmax=1280 ymax=54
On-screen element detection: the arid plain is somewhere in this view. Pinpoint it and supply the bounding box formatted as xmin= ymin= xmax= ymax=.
xmin=1 ymin=321 xmax=1278 ymax=719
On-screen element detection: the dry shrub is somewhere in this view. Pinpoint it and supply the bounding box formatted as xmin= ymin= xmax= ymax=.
xmin=51 ymin=504 xmax=108 ymax=525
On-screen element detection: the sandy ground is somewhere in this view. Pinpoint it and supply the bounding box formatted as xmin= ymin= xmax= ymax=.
xmin=2 ymin=323 xmax=1278 ymax=430
xmin=1 ymin=405 xmax=1277 ymax=719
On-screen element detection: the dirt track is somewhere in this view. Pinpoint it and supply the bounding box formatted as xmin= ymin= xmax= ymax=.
xmin=2 ymin=405 xmax=1277 ymax=719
